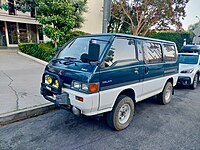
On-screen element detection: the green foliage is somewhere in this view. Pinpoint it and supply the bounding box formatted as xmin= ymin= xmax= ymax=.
xmin=0 ymin=0 xmax=36 ymax=12
xmin=16 ymin=0 xmax=37 ymax=12
xmin=36 ymin=0 xmax=87 ymax=48
xmin=0 ymin=4 xmax=10 ymax=11
xmin=18 ymin=43 xmax=56 ymax=61
xmin=147 ymin=31 xmax=193 ymax=51
xmin=71 ymin=0 xmax=88 ymax=28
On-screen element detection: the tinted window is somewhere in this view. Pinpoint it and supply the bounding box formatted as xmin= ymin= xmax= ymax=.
xmin=103 ymin=38 xmax=136 ymax=67
xmin=178 ymin=55 xmax=199 ymax=64
xmin=163 ymin=44 xmax=176 ymax=62
xmin=144 ymin=42 xmax=162 ymax=64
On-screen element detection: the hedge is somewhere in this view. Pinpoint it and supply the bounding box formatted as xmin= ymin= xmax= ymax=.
xmin=18 ymin=42 xmax=56 ymax=62
xmin=147 ymin=31 xmax=193 ymax=51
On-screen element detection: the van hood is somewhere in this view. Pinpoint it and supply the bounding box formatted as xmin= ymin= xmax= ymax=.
xmin=179 ymin=63 xmax=196 ymax=73
xmin=45 ymin=61 xmax=97 ymax=85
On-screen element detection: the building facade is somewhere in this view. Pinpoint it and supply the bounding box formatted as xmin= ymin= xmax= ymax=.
xmin=0 ymin=0 xmax=104 ymax=48
xmin=80 ymin=0 xmax=104 ymax=34
xmin=0 ymin=0 xmax=44 ymax=47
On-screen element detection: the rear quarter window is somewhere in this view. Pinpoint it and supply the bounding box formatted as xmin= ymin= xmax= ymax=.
xmin=163 ymin=44 xmax=176 ymax=62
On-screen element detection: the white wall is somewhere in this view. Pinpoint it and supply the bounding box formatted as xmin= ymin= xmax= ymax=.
xmin=80 ymin=0 xmax=103 ymax=34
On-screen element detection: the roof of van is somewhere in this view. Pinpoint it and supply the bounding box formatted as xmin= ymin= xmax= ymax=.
xmin=80 ymin=33 xmax=176 ymax=44
xmin=181 ymin=45 xmax=200 ymax=50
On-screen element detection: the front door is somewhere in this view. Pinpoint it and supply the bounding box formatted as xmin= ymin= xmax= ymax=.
xmin=99 ymin=37 xmax=142 ymax=110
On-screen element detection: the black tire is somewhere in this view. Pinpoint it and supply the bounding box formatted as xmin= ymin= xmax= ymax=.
xmin=191 ymin=74 xmax=199 ymax=89
xmin=158 ymin=82 xmax=173 ymax=105
xmin=106 ymin=95 xmax=134 ymax=131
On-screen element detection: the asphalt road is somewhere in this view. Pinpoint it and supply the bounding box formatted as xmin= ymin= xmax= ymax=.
xmin=0 ymin=86 xmax=200 ymax=150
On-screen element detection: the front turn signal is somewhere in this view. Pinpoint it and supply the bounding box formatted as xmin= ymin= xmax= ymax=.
xmin=89 ymin=83 xmax=99 ymax=93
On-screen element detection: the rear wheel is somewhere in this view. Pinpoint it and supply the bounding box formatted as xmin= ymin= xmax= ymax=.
xmin=158 ymin=82 xmax=173 ymax=105
xmin=106 ymin=95 xmax=134 ymax=131
xmin=191 ymin=74 xmax=199 ymax=89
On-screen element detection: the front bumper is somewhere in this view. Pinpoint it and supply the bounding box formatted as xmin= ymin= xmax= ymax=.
xmin=177 ymin=76 xmax=192 ymax=85
xmin=40 ymin=72 xmax=99 ymax=116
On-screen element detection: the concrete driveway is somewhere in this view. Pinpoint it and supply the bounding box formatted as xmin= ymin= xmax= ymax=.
xmin=0 ymin=52 xmax=51 ymax=117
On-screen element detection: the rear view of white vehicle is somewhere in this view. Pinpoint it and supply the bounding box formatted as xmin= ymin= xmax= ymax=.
xmin=178 ymin=53 xmax=200 ymax=89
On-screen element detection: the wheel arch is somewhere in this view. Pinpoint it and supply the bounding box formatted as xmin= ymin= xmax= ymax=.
xmin=116 ymin=88 xmax=136 ymax=104
xmin=167 ymin=77 xmax=173 ymax=85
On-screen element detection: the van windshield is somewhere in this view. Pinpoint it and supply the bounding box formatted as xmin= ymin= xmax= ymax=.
xmin=57 ymin=36 xmax=111 ymax=61
xmin=178 ymin=55 xmax=199 ymax=64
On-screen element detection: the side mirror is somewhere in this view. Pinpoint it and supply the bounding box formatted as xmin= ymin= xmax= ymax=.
xmin=88 ymin=43 xmax=100 ymax=62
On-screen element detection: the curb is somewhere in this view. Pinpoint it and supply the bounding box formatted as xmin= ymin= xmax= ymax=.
xmin=0 ymin=103 xmax=58 ymax=126
xmin=18 ymin=51 xmax=48 ymax=66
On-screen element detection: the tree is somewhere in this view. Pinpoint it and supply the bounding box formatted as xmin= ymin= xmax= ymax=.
xmin=109 ymin=0 xmax=189 ymax=36
xmin=0 ymin=0 xmax=37 ymax=13
xmin=36 ymin=0 xmax=87 ymax=48
xmin=15 ymin=0 xmax=37 ymax=13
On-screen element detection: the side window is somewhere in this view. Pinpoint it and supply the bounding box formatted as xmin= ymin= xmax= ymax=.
xmin=143 ymin=42 xmax=162 ymax=64
xmin=102 ymin=38 xmax=137 ymax=68
xmin=136 ymin=40 xmax=143 ymax=61
xmin=163 ymin=44 xmax=176 ymax=62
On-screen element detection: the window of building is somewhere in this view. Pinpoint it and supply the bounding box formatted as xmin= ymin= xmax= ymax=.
xmin=28 ymin=24 xmax=37 ymax=43
xmin=8 ymin=0 xmax=15 ymax=15
xmin=7 ymin=22 xmax=18 ymax=44
xmin=31 ymin=9 xmax=36 ymax=18
xmin=38 ymin=25 xmax=44 ymax=41
xmin=0 ymin=21 xmax=7 ymax=46
xmin=19 ymin=23 xmax=28 ymax=43
xmin=143 ymin=42 xmax=162 ymax=64
xmin=102 ymin=38 xmax=137 ymax=68
xmin=163 ymin=44 xmax=176 ymax=62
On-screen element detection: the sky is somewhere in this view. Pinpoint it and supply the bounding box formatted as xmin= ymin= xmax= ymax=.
xmin=182 ymin=0 xmax=200 ymax=30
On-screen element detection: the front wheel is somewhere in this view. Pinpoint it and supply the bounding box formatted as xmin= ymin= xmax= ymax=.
xmin=106 ymin=95 xmax=134 ymax=131
xmin=191 ymin=74 xmax=199 ymax=89
xmin=158 ymin=82 xmax=173 ymax=105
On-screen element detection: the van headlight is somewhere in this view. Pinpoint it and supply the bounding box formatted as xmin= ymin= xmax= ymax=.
xmin=72 ymin=81 xmax=98 ymax=93
xmin=181 ymin=69 xmax=194 ymax=73
xmin=81 ymin=83 xmax=89 ymax=91
xmin=72 ymin=81 xmax=81 ymax=89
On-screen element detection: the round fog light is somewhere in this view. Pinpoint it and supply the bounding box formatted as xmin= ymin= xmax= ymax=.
xmin=47 ymin=76 xmax=53 ymax=84
xmin=55 ymin=80 xmax=59 ymax=88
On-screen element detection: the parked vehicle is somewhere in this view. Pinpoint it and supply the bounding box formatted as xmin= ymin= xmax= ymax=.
xmin=177 ymin=53 xmax=200 ymax=89
xmin=180 ymin=45 xmax=200 ymax=54
xmin=40 ymin=33 xmax=179 ymax=130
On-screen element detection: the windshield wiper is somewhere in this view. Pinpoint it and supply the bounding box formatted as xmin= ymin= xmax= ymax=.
xmin=64 ymin=57 xmax=77 ymax=60
xmin=51 ymin=57 xmax=80 ymax=66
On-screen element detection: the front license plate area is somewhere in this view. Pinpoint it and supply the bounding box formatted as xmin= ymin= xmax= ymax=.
xmin=56 ymin=93 xmax=69 ymax=105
